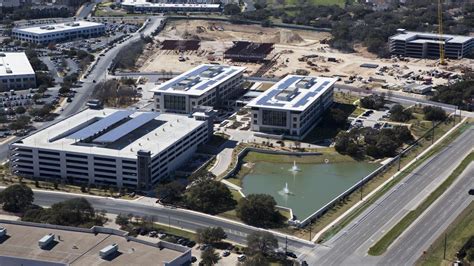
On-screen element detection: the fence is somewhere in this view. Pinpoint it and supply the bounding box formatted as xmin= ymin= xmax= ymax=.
xmin=297 ymin=118 xmax=453 ymax=227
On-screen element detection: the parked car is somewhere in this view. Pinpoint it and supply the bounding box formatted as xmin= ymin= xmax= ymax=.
xmin=222 ymin=250 xmax=230 ymax=257
xmin=237 ymin=255 xmax=246 ymax=262
xmin=286 ymin=251 xmax=297 ymax=259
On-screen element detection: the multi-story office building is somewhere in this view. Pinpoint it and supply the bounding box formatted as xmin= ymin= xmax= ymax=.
xmin=152 ymin=64 xmax=246 ymax=114
xmin=389 ymin=29 xmax=474 ymax=59
xmin=9 ymin=109 xmax=209 ymax=189
xmin=12 ymin=21 xmax=105 ymax=44
xmin=121 ymin=0 xmax=221 ymax=13
xmin=248 ymin=75 xmax=337 ymax=140
xmin=0 ymin=52 xmax=36 ymax=91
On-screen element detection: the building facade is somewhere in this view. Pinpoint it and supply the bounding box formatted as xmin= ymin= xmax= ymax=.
xmin=0 ymin=52 xmax=36 ymax=91
xmin=12 ymin=21 xmax=105 ymax=44
xmin=10 ymin=109 xmax=210 ymax=189
xmin=152 ymin=64 xmax=246 ymax=114
xmin=247 ymin=75 xmax=337 ymax=140
xmin=121 ymin=0 xmax=221 ymax=13
xmin=389 ymin=29 xmax=474 ymax=59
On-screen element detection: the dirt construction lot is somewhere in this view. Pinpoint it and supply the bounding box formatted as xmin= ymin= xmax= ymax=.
xmin=139 ymin=20 xmax=472 ymax=88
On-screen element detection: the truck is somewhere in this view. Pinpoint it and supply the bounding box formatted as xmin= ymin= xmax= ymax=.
xmin=100 ymin=243 xmax=118 ymax=258
xmin=38 ymin=233 xmax=54 ymax=248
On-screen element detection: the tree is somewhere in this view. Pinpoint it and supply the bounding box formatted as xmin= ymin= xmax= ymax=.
xmin=423 ymin=106 xmax=447 ymax=121
xmin=0 ymin=184 xmax=34 ymax=212
xmin=360 ymin=95 xmax=385 ymax=110
xmin=22 ymin=197 xmax=105 ymax=227
xmin=156 ymin=180 xmax=185 ymax=204
xmin=197 ymin=227 xmax=227 ymax=244
xmin=200 ymin=247 xmax=220 ymax=265
xmin=115 ymin=213 xmax=130 ymax=227
xmin=246 ymin=231 xmax=278 ymax=255
xmin=390 ymin=104 xmax=412 ymax=122
xmin=245 ymin=252 xmax=270 ymax=266
xmin=9 ymin=115 xmax=30 ymax=131
xmin=236 ymin=194 xmax=283 ymax=227
xmin=184 ymin=179 xmax=236 ymax=214
xmin=223 ymin=3 xmax=241 ymax=15
xmin=14 ymin=106 xmax=26 ymax=115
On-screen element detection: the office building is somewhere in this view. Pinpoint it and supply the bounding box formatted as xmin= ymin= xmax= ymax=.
xmin=0 ymin=52 xmax=36 ymax=91
xmin=9 ymin=109 xmax=209 ymax=189
xmin=247 ymin=75 xmax=337 ymax=140
xmin=121 ymin=0 xmax=221 ymax=13
xmin=12 ymin=21 xmax=105 ymax=44
xmin=152 ymin=64 xmax=245 ymax=114
xmin=0 ymin=220 xmax=191 ymax=266
xmin=389 ymin=29 xmax=474 ymax=59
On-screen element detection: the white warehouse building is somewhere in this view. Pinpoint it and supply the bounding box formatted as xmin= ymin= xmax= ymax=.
xmin=152 ymin=64 xmax=246 ymax=114
xmin=248 ymin=75 xmax=337 ymax=140
xmin=12 ymin=21 xmax=105 ymax=45
xmin=0 ymin=52 xmax=36 ymax=91
xmin=9 ymin=109 xmax=210 ymax=189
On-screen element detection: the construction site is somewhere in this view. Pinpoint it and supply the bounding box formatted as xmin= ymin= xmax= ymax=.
xmin=138 ymin=20 xmax=473 ymax=92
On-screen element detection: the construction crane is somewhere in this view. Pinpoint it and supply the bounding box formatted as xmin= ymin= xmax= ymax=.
xmin=438 ymin=0 xmax=446 ymax=65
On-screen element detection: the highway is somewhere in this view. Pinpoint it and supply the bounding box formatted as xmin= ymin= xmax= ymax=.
xmin=300 ymin=125 xmax=473 ymax=265
xmin=379 ymin=163 xmax=474 ymax=265
xmin=28 ymin=190 xmax=315 ymax=254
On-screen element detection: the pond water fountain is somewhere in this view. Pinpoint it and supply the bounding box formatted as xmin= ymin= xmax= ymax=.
xmin=290 ymin=161 xmax=301 ymax=172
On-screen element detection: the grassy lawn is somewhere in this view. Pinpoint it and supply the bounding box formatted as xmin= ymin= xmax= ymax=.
xmin=152 ymin=223 xmax=198 ymax=241
xmin=368 ymin=152 xmax=474 ymax=256
xmin=334 ymin=91 xmax=360 ymax=105
xmin=418 ymin=202 xmax=474 ymax=266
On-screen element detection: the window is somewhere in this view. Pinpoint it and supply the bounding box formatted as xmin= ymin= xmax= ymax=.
xmin=262 ymin=110 xmax=287 ymax=127
xmin=163 ymin=94 xmax=186 ymax=111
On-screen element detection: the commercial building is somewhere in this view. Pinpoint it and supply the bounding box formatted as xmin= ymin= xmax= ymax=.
xmin=0 ymin=220 xmax=191 ymax=266
xmin=152 ymin=64 xmax=246 ymax=114
xmin=389 ymin=29 xmax=474 ymax=59
xmin=248 ymin=75 xmax=337 ymax=139
xmin=12 ymin=21 xmax=105 ymax=45
xmin=0 ymin=52 xmax=36 ymax=91
xmin=9 ymin=109 xmax=209 ymax=189
xmin=224 ymin=41 xmax=274 ymax=62
xmin=121 ymin=0 xmax=222 ymax=13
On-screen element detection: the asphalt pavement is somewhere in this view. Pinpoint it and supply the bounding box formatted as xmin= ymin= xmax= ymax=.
xmin=27 ymin=190 xmax=315 ymax=255
xmin=378 ymin=163 xmax=474 ymax=265
xmin=300 ymin=125 xmax=473 ymax=265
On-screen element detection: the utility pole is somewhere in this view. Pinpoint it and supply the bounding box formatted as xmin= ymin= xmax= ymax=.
xmin=168 ymin=215 xmax=171 ymax=229
xmin=309 ymin=222 xmax=312 ymax=241
xmin=443 ymin=233 xmax=447 ymax=259
xmin=398 ymin=155 xmax=401 ymax=171
xmin=432 ymin=120 xmax=435 ymax=145
xmin=285 ymin=236 xmax=288 ymax=253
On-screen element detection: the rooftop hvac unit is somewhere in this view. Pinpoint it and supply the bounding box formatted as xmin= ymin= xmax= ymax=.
xmin=100 ymin=243 xmax=118 ymax=258
xmin=0 ymin=227 xmax=6 ymax=237
xmin=38 ymin=233 xmax=54 ymax=248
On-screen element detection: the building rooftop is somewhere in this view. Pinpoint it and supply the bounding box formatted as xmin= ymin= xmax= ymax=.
xmin=0 ymin=52 xmax=35 ymax=77
xmin=0 ymin=221 xmax=187 ymax=266
xmin=152 ymin=64 xmax=245 ymax=96
xmin=247 ymin=75 xmax=337 ymax=111
xmin=13 ymin=108 xmax=206 ymax=158
xmin=121 ymin=0 xmax=221 ymax=8
xmin=390 ymin=30 xmax=473 ymax=44
xmin=13 ymin=21 xmax=104 ymax=35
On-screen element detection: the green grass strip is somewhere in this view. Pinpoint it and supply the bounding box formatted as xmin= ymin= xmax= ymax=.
xmin=319 ymin=122 xmax=469 ymax=242
xmin=368 ymin=152 xmax=474 ymax=256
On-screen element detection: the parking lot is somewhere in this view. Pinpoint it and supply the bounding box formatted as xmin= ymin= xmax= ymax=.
xmin=351 ymin=109 xmax=392 ymax=129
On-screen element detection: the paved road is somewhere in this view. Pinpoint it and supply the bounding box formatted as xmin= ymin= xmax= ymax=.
xmin=379 ymin=163 xmax=474 ymax=265
xmin=0 ymin=17 xmax=164 ymax=162
xmin=300 ymin=125 xmax=473 ymax=265
xmin=26 ymin=190 xmax=314 ymax=254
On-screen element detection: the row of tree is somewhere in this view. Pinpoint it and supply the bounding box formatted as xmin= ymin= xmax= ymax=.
xmin=0 ymin=184 xmax=106 ymax=227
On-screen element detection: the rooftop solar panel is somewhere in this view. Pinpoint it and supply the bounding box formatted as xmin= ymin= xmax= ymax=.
xmin=158 ymin=65 xmax=210 ymax=91
xmin=67 ymin=110 xmax=134 ymax=140
xmin=293 ymin=81 xmax=331 ymax=107
xmin=93 ymin=112 xmax=160 ymax=143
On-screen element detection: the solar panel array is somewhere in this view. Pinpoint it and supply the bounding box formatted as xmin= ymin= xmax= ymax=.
xmin=255 ymin=76 xmax=300 ymax=107
xmin=293 ymin=81 xmax=331 ymax=108
xmin=158 ymin=65 xmax=212 ymax=91
xmin=93 ymin=112 xmax=160 ymax=143
xmin=67 ymin=110 xmax=134 ymax=140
